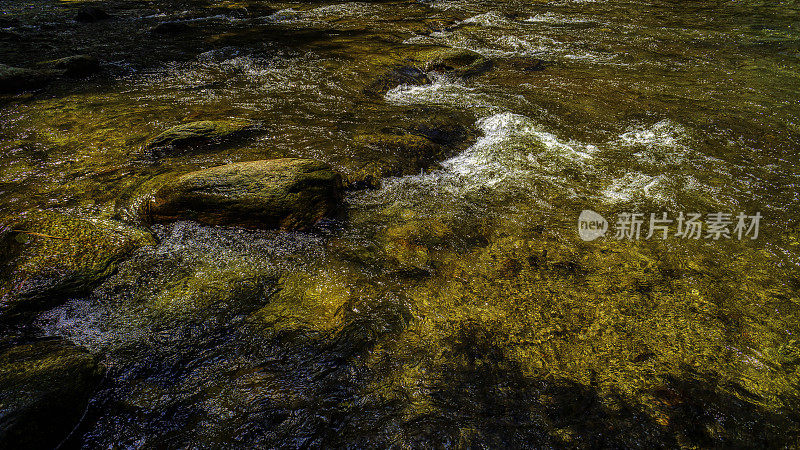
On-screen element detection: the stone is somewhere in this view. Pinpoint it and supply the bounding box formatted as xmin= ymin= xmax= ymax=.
xmin=0 ymin=64 xmax=57 ymax=94
xmin=365 ymin=65 xmax=430 ymax=96
xmin=144 ymin=119 xmax=255 ymax=154
xmin=0 ymin=212 xmax=155 ymax=317
xmin=38 ymin=55 xmax=100 ymax=77
xmin=0 ymin=339 xmax=102 ymax=449
xmin=418 ymin=47 xmax=493 ymax=78
xmin=142 ymin=158 xmax=342 ymax=230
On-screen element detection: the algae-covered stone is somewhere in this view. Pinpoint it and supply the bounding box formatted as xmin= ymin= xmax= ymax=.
xmin=38 ymin=55 xmax=101 ymax=77
xmin=74 ymin=6 xmax=111 ymax=23
xmin=0 ymin=339 xmax=102 ymax=449
xmin=143 ymin=158 xmax=342 ymax=230
xmin=0 ymin=64 xmax=57 ymax=94
xmin=345 ymin=133 xmax=443 ymax=188
xmin=0 ymin=212 xmax=155 ymax=317
xmin=341 ymin=109 xmax=476 ymax=189
xmin=418 ymin=47 xmax=493 ymax=78
xmin=145 ymin=119 xmax=255 ymax=154
xmin=365 ymin=65 xmax=430 ymax=96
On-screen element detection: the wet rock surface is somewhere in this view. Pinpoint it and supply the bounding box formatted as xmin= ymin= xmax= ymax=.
xmin=0 ymin=64 xmax=57 ymax=94
xmin=144 ymin=119 xmax=256 ymax=155
xmin=38 ymin=54 xmax=101 ymax=77
xmin=0 ymin=212 xmax=155 ymax=318
xmin=0 ymin=339 xmax=102 ymax=449
xmin=143 ymin=158 xmax=343 ymax=230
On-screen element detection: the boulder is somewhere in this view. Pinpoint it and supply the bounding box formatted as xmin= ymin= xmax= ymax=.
xmin=142 ymin=158 xmax=342 ymax=230
xmin=38 ymin=55 xmax=100 ymax=77
xmin=341 ymin=109 xmax=476 ymax=189
xmin=0 ymin=339 xmax=102 ymax=449
xmin=365 ymin=65 xmax=430 ymax=96
xmin=0 ymin=64 xmax=57 ymax=94
xmin=0 ymin=212 xmax=155 ymax=317
xmin=152 ymin=21 xmax=192 ymax=35
xmin=418 ymin=47 xmax=493 ymax=78
xmin=344 ymin=133 xmax=445 ymax=189
xmin=144 ymin=119 xmax=255 ymax=154
xmin=74 ymin=6 xmax=110 ymax=23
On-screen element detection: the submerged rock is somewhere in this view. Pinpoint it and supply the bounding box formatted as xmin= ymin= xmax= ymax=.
xmin=0 ymin=339 xmax=102 ymax=449
xmin=418 ymin=47 xmax=493 ymax=78
xmin=365 ymin=65 xmax=430 ymax=96
xmin=144 ymin=119 xmax=255 ymax=155
xmin=38 ymin=55 xmax=101 ymax=77
xmin=345 ymin=133 xmax=444 ymax=189
xmin=0 ymin=212 xmax=155 ymax=318
xmin=152 ymin=21 xmax=192 ymax=35
xmin=0 ymin=64 xmax=57 ymax=94
xmin=342 ymin=108 xmax=476 ymax=189
xmin=142 ymin=158 xmax=342 ymax=230
xmin=74 ymin=6 xmax=111 ymax=23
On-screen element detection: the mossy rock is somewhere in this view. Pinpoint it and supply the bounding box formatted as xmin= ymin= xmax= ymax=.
xmin=345 ymin=133 xmax=443 ymax=188
xmin=365 ymin=65 xmax=430 ymax=96
xmin=0 ymin=64 xmax=57 ymax=94
xmin=0 ymin=212 xmax=155 ymax=318
xmin=147 ymin=265 xmax=276 ymax=318
xmin=417 ymin=47 xmax=493 ymax=78
xmin=144 ymin=119 xmax=256 ymax=155
xmin=38 ymin=55 xmax=100 ymax=77
xmin=142 ymin=158 xmax=343 ymax=230
xmin=0 ymin=339 xmax=102 ymax=449
xmin=341 ymin=108 xmax=476 ymax=188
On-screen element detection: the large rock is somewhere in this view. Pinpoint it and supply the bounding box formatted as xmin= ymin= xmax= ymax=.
xmin=344 ymin=133 xmax=445 ymax=189
xmin=0 ymin=212 xmax=155 ymax=317
xmin=418 ymin=47 xmax=493 ymax=78
xmin=74 ymin=6 xmax=111 ymax=23
xmin=38 ymin=55 xmax=101 ymax=77
xmin=142 ymin=158 xmax=343 ymax=230
xmin=0 ymin=64 xmax=57 ymax=94
xmin=0 ymin=339 xmax=102 ymax=449
xmin=365 ymin=65 xmax=430 ymax=96
xmin=144 ymin=119 xmax=255 ymax=155
xmin=341 ymin=108 xmax=476 ymax=189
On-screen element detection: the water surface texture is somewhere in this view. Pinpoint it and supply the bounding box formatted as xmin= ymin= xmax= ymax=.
xmin=2 ymin=0 xmax=800 ymax=447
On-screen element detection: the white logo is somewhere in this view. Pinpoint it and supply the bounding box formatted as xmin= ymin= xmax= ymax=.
xmin=578 ymin=210 xmax=608 ymax=241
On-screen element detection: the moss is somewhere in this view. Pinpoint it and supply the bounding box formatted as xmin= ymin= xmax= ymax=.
xmin=145 ymin=119 xmax=256 ymax=153
xmin=0 ymin=211 xmax=155 ymax=316
xmin=143 ymin=158 xmax=343 ymax=230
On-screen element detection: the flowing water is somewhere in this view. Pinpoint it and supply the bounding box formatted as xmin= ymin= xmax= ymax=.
xmin=2 ymin=0 xmax=800 ymax=447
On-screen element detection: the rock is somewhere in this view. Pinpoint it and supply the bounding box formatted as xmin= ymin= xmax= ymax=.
xmin=145 ymin=119 xmax=255 ymax=154
xmin=341 ymin=108 xmax=476 ymax=189
xmin=344 ymin=133 xmax=444 ymax=189
xmin=0 ymin=339 xmax=102 ymax=449
xmin=38 ymin=55 xmax=100 ymax=77
xmin=522 ymin=58 xmax=547 ymax=72
xmin=0 ymin=64 xmax=57 ymax=94
xmin=0 ymin=212 xmax=155 ymax=318
xmin=152 ymin=21 xmax=192 ymax=34
xmin=418 ymin=47 xmax=493 ymax=78
xmin=365 ymin=65 xmax=430 ymax=96
xmin=142 ymin=158 xmax=343 ymax=230
xmin=74 ymin=6 xmax=110 ymax=23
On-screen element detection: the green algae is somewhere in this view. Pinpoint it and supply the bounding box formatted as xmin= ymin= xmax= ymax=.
xmin=0 ymin=211 xmax=155 ymax=316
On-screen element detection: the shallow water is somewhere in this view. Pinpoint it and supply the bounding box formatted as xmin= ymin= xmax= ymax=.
xmin=3 ymin=0 xmax=800 ymax=446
